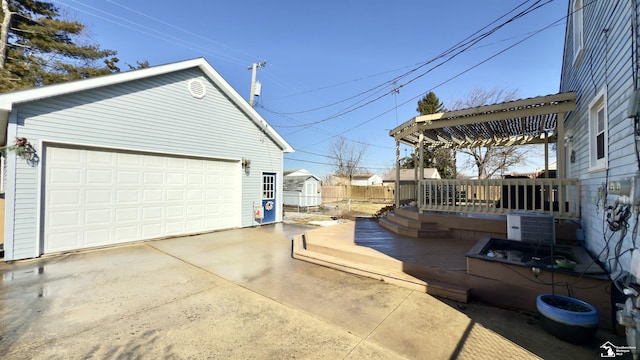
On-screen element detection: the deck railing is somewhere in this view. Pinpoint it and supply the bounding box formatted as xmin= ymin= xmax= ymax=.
xmin=416 ymin=178 xmax=580 ymax=220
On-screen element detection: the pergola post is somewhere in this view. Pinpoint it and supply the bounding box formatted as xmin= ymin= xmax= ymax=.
xmin=395 ymin=140 xmax=400 ymax=208
xmin=557 ymin=112 xmax=566 ymax=180
xmin=557 ymin=112 xmax=566 ymax=217
xmin=419 ymin=133 xmax=425 ymax=213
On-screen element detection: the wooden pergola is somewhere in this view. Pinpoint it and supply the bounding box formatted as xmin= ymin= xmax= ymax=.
xmin=388 ymin=92 xmax=578 ymax=218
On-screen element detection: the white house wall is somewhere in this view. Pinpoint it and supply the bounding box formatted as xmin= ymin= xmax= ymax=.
xmin=6 ymin=68 xmax=284 ymax=260
xmin=560 ymin=0 xmax=639 ymax=273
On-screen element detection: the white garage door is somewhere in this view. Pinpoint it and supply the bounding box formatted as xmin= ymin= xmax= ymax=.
xmin=44 ymin=146 xmax=241 ymax=253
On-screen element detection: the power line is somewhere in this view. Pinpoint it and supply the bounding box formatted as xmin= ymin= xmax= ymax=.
xmin=265 ymin=0 xmax=548 ymax=119
xmin=53 ymin=0 xmax=254 ymax=65
xmin=105 ymin=0 xmax=255 ymax=60
xmin=298 ymin=8 xmax=567 ymax=150
xmin=263 ymin=0 xmax=553 ymax=131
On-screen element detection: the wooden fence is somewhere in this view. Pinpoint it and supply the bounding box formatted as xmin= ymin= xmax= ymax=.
xmin=321 ymin=185 xmax=396 ymax=203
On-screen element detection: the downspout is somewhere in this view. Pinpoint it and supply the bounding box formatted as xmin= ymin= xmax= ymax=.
xmin=633 ymin=0 xmax=639 ymax=91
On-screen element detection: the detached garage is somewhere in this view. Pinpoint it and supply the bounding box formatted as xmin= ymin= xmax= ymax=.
xmin=0 ymin=58 xmax=293 ymax=261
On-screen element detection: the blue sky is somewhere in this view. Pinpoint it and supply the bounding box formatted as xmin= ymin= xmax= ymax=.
xmin=53 ymin=0 xmax=569 ymax=178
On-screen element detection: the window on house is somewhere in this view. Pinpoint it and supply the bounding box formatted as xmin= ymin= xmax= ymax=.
xmin=573 ymin=0 xmax=584 ymax=65
xmin=589 ymin=88 xmax=607 ymax=170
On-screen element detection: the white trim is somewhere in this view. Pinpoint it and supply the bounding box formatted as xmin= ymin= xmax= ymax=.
xmin=37 ymin=139 xmax=243 ymax=163
xmin=3 ymin=113 xmax=18 ymax=260
xmin=572 ymin=0 xmax=585 ymax=66
xmin=0 ymin=58 xmax=294 ymax=153
xmin=588 ymin=87 xmax=608 ymax=172
xmin=35 ymin=139 xmax=44 ymax=257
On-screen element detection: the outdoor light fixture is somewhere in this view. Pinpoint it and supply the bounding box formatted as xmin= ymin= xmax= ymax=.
xmin=242 ymin=158 xmax=251 ymax=174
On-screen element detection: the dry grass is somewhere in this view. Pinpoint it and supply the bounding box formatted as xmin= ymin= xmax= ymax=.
xmin=320 ymin=201 xmax=389 ymax=216
xmin=283 ymin=201 xmax=389 ymax=225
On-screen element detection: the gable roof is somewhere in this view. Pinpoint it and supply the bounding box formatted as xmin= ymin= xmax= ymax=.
xmin=351 ymin=173 xmax=379 ymax=180
xmin=0 ymin=57 xmax=294 ymax=153
xmin=284 ymin=169 xmax=318 ymax=178
xmin=283 ymin=171 xmax=321 ymax=192
xmin=383 ymin=168 xmax=440 ymax=182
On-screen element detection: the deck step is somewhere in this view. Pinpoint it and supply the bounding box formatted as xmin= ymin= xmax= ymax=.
xmin=379 ymin=217 xmax=452 ymax=238
xmin=423 ymin=279 xmax=469 ymax=303
xmin=385 ymin=212 xmax=440 ymax=230
xmin=292 ymin=234 xmax=468 ymax=303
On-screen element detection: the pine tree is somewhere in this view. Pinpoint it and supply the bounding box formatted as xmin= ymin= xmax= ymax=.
xmin=0 ymin=0 xmax=119 ymax=92
xmin=416 ymin=91 xmax=445 ymax=115
xmin=414 ymin=91 xmax=455 ymax=178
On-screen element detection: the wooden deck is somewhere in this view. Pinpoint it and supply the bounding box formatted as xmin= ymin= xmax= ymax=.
xmin=352 ymin=217 xmax=474 ymax=273
xmin=292 ymin=216 xmax=617 ymax=330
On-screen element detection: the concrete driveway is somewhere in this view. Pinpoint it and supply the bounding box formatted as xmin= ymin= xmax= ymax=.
xmin=0 ymin=223 xmax=609 ymax=359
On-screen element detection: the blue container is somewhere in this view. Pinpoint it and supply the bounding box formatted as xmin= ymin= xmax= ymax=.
xmin=536 ymin=294 xmax=599 ymax=344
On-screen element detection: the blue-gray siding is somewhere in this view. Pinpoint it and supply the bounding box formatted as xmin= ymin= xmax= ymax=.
xmin=7 ymin=68 xmax=285 ymax=260
xmin=560 ymin=0 xmax=639 ymax=273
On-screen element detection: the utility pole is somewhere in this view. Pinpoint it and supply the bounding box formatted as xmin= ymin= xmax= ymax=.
xmin=247 ymin=60 xmax=266 ymax=107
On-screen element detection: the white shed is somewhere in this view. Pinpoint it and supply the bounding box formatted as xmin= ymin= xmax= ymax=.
xmin=283 ymin=169 xmax=321 ymax=207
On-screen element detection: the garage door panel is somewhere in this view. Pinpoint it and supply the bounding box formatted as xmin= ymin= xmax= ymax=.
xmin=143 ymin=189 xmax=163 ymax=202
xmin=49 ymin=168 xmax=82 ymax=185
xmin=167 ymin=189 xmax=185 ymax=201
xmin=165 ymin=221 xmax=185 ymax=235
xmin=166 ymin=205 xmax=185 ymax=218
xmin=44 ymin=146 xmax=240 ymax=253
xmin=85 ymin=169 xmax=113 ymax=184
xmin=48 ymin=190 xmax=81 ymax=206
xmin=85 ymin=209 xmax=112 ymax=225
xmin=115 ymin=208 xmax=139 ymax=222
xmin=188 ymin=174 xmax=204 ymax=185
xmin=142 ymin=206 xmax=163 ymax=220
xmin=167 ymin=172 xmax=185 ymax=185
xmin=142 ymin=223 xmax=163 ymax=238
xmin=115 ymin=226 xmax=139 ymax=242
xmin=117 ymin=153 xmax=142 ymax=167
xmin=84 ymin=229 xmax=111 ymax=245
xmin=116 ymin=189 xmax=140 ymax=204
xmin=143 ymin=156 xmax=164 ymax=168
xmin=85 ymin=189 xmax=113 ymax=205
xmin=50 ymin=147 xmax=81 ymax=162
xmin=86 ymin=151 xmax=115 ymax=164
xmin=116 ymin=171 xmax=140 ymax=184
xmin=48 ymin=231 xmax=80 ymax=251
xmin=48 ymin=210 xmax=81 ymax=228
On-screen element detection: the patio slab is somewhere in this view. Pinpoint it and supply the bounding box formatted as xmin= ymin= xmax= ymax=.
xmin=0 ymin=223 xmax=622 ymax=359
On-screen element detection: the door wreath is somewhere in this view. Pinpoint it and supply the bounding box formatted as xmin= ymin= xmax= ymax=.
xmin=265 ymin=201 xmax=274 ymax=211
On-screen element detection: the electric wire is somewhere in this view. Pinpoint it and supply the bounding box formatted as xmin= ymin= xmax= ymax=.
xmin=52 ymin=0 xmax=254 ymax=66
xmin=298 ymin=12 xmax=567 ymax=149
xmin=266 ymin=0 xmax=552 ymax=121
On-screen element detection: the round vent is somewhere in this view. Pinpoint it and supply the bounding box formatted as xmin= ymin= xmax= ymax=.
xmin=188 ymin=79 xmax=206 ymax=99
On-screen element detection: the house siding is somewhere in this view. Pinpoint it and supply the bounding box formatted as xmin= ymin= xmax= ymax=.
xmin=560 ymin=0 xmax=639 ymax=272
xmin=7 ymin=68 xmax=285 ymax=260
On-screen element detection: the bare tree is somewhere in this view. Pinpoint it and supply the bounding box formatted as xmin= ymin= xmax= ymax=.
xmin=329 ymin=136 xmax=368 ymax=178
xmin=450 ymin=87 xmax=532 ymax=179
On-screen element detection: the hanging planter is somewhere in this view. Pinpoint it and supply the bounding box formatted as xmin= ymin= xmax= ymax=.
xmin=536 ymin=294 xmax=599 ymax=344
xmin=1 ymin=137 xmax=36 ymax=161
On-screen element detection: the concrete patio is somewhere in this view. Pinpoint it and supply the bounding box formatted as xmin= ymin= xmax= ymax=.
xmin=0 ymin=222 xmax=625 ymax=359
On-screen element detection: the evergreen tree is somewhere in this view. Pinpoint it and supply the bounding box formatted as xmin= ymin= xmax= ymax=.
xmin=415 ymin=91 xmax=455 ymax=178
xmin=0 ymin=0 xmax=119 ymax=92
xmin=416 ymin=91 xmax=445 ymax=114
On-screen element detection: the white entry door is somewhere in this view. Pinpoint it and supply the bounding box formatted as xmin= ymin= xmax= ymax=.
xmin=43 ymin=146 xmax=240 ymax=253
